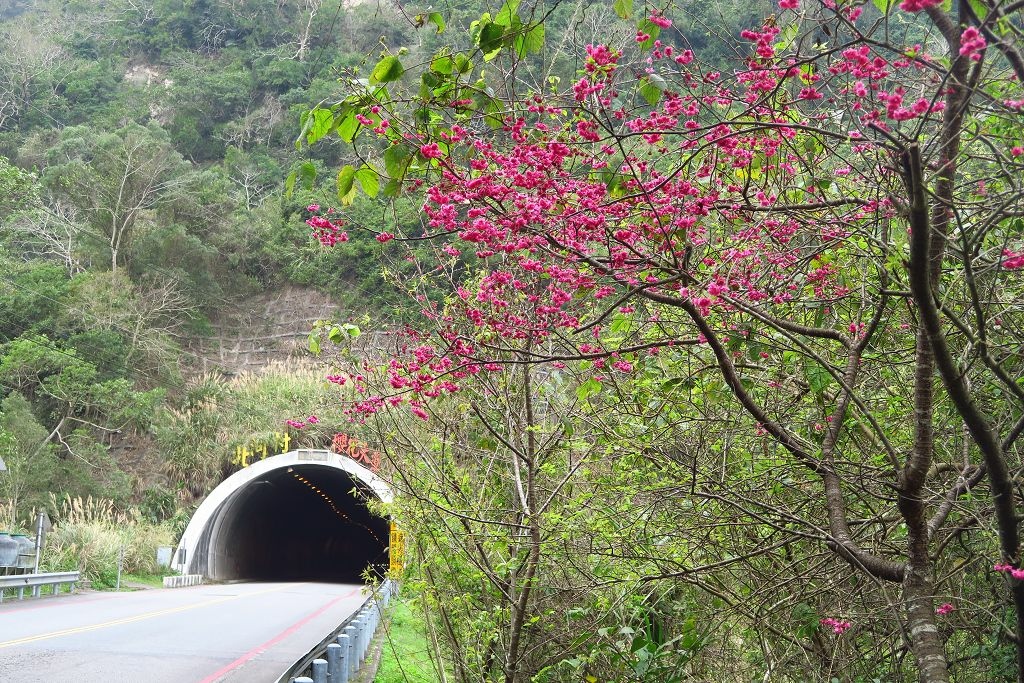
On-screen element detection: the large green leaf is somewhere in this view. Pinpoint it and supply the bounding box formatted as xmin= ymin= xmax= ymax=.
xmin=576 ymin=378 xmax=603 ymax=400
xmin=494 ymin=0 xmax=520 ymax=27
xmin=965 ymin=0 xmax=988 ymax=18
xmin=478 ymin=22 xmax=505 ymax=58
xmin=514 ymin=22 xmax=545 ymax=57
xmin=382 ymin=177 xmax=402 ymax=198
xmin=337 ymin=112 xmax=359 ymax=142
xmin=416 ymin=11 xmax=446 ymax=33
xmin=639 ymin=74 xmax=664 ymax=105
xmin=337 ymin=165 xmax=356 ymax=204
xmin=431 ymin=54 xmax=454 ymax=75
xmin=384 ymin=144 xmax=413 ymax=178
xmin=370 ymin=55 xmax=405 ymax=84
xmin=804 ymin=361 xmax=833 ymax=395
xmin=298 ymin=161 xmax=317 ymax=190
xmin=355 ymin=166 xmax=380 ymax=198
xmin=305 ymin=108 xmax=333 ymax=145
xmin=613 ymin=0 xmax=633 ymax=19
xmin=454 ymin=53 xmax=473 ymax=74
xmin=636 ymin=19 xmax=661 ymax=51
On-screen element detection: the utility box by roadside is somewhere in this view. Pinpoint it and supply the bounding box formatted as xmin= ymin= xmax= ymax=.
xmin=156 ymin=546 xmax=173 ymax=567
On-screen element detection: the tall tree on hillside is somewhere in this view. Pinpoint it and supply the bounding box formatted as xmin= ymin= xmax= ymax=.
xmin=0 ymin=16 xmax=68 ymax=132
xmin=41 ymin=122 xmax=193 ymax=273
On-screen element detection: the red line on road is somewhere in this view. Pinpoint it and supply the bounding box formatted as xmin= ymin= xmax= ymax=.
xmin=198 ymin=587 xmax=360 ymax=683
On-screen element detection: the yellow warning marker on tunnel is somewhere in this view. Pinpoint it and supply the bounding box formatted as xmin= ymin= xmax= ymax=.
xmin=389 ymin=523 xmax=405 ymax=573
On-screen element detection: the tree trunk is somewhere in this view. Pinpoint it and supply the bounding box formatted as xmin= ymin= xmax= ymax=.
xmin=903 ymin=564 xmax=949 ymax=683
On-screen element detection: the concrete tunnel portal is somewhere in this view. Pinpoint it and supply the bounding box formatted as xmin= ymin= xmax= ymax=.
xmin=173 ymin=450 xmax=392 ymax=582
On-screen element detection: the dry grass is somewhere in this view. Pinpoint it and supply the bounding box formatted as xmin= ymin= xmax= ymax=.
xmin=42 ymin=495 xmax=174 ymax=587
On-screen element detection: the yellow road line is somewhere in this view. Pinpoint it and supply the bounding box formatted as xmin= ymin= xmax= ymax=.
xmin=0 ymin=583 xmax=297 ymax=649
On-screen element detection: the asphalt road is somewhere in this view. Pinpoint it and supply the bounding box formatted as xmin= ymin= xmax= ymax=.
xmin=0 ymin=581 xmax=367 ymax=683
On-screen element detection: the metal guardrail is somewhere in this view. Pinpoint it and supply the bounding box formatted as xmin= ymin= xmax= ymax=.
xmin=278 ymin=580 xmax=396 ymax=683
xmin=0 ymin=571 xmax=80 ymax=603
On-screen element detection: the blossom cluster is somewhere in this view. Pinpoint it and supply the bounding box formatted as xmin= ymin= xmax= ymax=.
xmin=285 ymin=415 xmax=320 ymax=430
xmin=994 ymin=562 xmax=1024 ymax=579
xmin=820 ymin=617 xmax=852 ymax=635
xmin=1004 ymin=250 xmax=1024 ymax=269
xmin=306 ymin=205 xmax=348 ymax=245
xmin=959 ymin=27 xmax=986 ymax=61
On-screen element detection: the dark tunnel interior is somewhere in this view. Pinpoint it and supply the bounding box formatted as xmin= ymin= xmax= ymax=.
xmin=208 ymin=464 xmax=389 ymax=582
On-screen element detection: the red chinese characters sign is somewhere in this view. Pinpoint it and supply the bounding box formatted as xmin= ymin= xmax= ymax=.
xmin=332 ymin=433 xmax=381 ymax=473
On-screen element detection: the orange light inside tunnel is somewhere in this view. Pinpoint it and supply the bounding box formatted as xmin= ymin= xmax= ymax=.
xmin=290 ymin=470 xmax=382 ymax=544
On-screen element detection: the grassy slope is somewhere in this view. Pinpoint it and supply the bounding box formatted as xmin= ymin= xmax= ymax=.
xmin=376 ymin=598 xmax=439 ymax=683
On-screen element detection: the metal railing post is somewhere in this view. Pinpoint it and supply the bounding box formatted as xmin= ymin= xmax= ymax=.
xmin=326 ymin=642 xmax=342 ymax=680
xmin=336 ymin=634 xmax=351 ymax=683
xmin=311 ymin=658 xmax=327 ymax=683
xmin=362 ymin=610 xmax=371 ymax=658
xmin=351 ymin=617 xmax=364 ymax=671
xmin=342 ymin=625 xmax=357 ymax=676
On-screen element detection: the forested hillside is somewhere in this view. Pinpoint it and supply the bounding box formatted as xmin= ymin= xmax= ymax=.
xmin=0 ymin=0 xmax=430 ymax=521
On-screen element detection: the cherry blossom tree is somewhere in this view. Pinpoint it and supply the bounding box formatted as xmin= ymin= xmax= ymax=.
xmin=303 ymin=0 xmax=1024 ymax=679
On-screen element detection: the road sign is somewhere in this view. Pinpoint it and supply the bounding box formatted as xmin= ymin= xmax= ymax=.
xmin=389 ymin=523 xmax=405 ymax=573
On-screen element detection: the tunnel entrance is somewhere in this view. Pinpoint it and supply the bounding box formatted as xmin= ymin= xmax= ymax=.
xmin=174 ymin=450 xmax=392 ymax=582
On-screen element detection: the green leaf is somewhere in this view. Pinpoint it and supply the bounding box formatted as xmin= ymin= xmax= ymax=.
xmin=326 ymin=324 xmax=361 ymax=343
xmin=308 ymin=332 xmax=321 ymax=355
xmin=296 ymin=110 xmax=312 ymax=149
xmin=613 ymin=0 xmax=633 ymax=19
xmin=478 ymin=22 xmax=505 ymax=58
xmin=494 ymin=0 xmax=520 ymax=27
xmin=370 ymin=55 xmax=405 ymax=84
xmin=485 ymin=100 xmax=504 ymax=128
xmin=776 ymin=22 xmax=800 ymax=52
xmin=355 ymin=166 xmax=380 ymax=197
xmin=298 ymin=161 xmax=317 ymax=190
xmin=804 ymin=361 xmax=833 ymax=395
xmin=610 ymin=313 xmax=632 ymax=335
xmin=337 ymin=165 xmax=356 ymax=205
xmin=420 ymin=11 xmax=446 ymax=33
xmin=382 ymin=177 xmax=402 ymax=198
xmin=802 ymin=136 xmax=822 ymax=155
xmin=454 ymin=53 xmax=473 ymax=73
xmin=306 ymin=108 xmax=333 ymax=145
xmin=639 ymin=75 xmax=664 ymax=105
xmin=431 ymin=55 xmax=453 ymax=74
xmin=284 ymin=171 xmax=297 ymax=199
xmin=515 ymin=22 xmax=544 ymax=57
xmin=337 ymin=112 xmax=359 ymax=143
xmin=383 ymin=144 xmax=413 ymax=179
xmin=414 ymin=107 xmax=433 ymax=125
xmin=872 ymin=0 xmax=894 ymax=14
xmin=422 ymin=71 xmax=442 ymax=94
xmin=576 ymin=378 xmax=603 ymax=400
